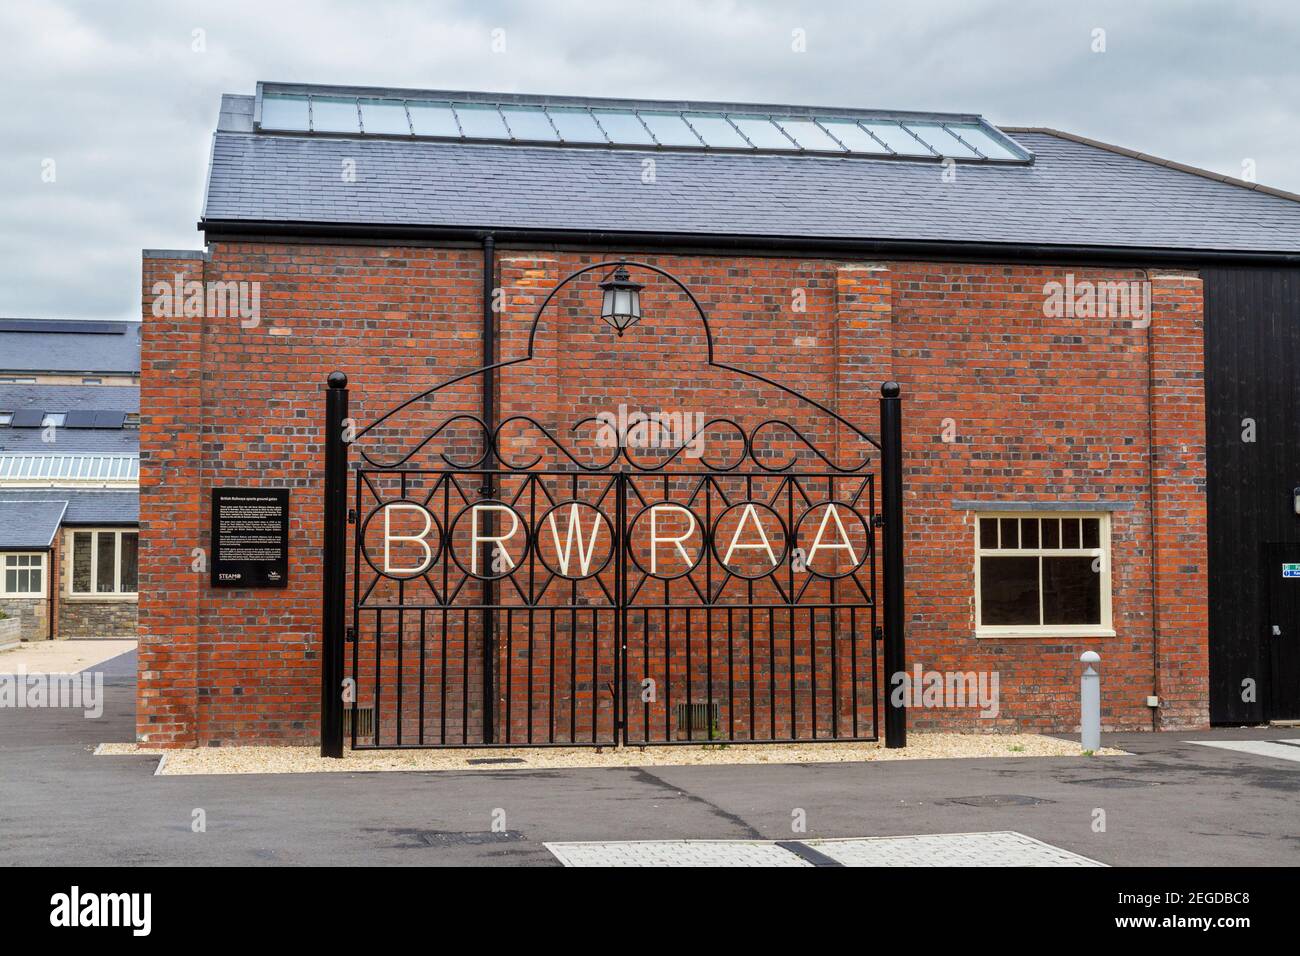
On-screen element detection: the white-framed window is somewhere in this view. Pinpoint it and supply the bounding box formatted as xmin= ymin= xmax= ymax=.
xmin=1 ymin=552 xmax=46 ymax=597
xmin=66 ymin=529 xmax=138 ymax=596
xmin=974 ymin=512 xmax=1113 ymax=638
xmin=41 ymin=413 xmax=66 ymax=427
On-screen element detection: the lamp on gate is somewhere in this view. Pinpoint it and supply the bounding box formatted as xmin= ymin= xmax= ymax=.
xmin=1293 ymin=485 xmax=1300 ymax=516
xmin=598 ymin=266 xmax=644 ymax=335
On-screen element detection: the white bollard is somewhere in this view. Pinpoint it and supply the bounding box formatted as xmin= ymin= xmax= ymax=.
xmin=1080 ymin=651 xmax=1101 ymax=751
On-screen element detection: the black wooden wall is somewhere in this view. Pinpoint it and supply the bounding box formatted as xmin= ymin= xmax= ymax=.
xmin=1203 ymin=265 xmax=1300 ymax=723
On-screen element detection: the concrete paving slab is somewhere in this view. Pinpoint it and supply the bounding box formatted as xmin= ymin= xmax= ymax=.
xmin=0 ymin=639 xmax=135 ymax=674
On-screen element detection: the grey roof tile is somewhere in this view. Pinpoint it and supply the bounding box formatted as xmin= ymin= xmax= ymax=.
xmin=0 ymin=499 xmax=66 ymax=548
xmin=0 ymin=384 xmax=139 ymax=415
xmin=202 ymin=130 xmax=1300 ymax=252
xmin=0 ymin=490 xmax=137 ymax=528
xmin=0 ymin=320 xmax=141 ymax=375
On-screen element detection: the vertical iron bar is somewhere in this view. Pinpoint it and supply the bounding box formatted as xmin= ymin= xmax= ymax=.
xmin=374 ymin=608 xmax=383 ymax=746
xmin=663 ymin=607 xmax=672 ymax=742
xmin=809 ymin=606 xmax=817 ymax=738
xmin=615 ymin=472 xmax=626 ymax=744
xmin=418 ymin=610 xmax=426 ymax=745
xmin=320 ymin=372 xmax=349 ymax=758
xmin=508 ymin=606 xmax=515 ymax=743
xmin=726 ymin=607 xmax=734 ymax=741
xmin=480 ymin=234 xmax=497 ymax=745
xmin=881 ymin=382 xmax=907 ymax=748
xmin=440 ymin=611 xmax=447 ymax=744
xmin=462 ymin=607 xmax=469 ymax=744
xmin=768 ymin=608 xmax=776 ymax=740
xmin=850 ymin=606 xmax=858 ymax=738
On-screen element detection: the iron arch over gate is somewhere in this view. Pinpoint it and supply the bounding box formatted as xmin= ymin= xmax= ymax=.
xmin=319 ymin=261 xmax=906 ymax=756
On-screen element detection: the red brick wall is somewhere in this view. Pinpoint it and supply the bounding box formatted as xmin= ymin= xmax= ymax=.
xmin=138 ymin=244 xmax=1208 ymax=746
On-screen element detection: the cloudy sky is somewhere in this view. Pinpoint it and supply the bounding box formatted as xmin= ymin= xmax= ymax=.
xmin=2 ymin=0 xmax=1297 ymax=321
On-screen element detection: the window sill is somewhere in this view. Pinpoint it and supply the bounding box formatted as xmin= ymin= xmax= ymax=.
xmin=975 ymin=628 xmax=1115 ymax=640
xmin=62 ymin=593 xmax=138 ymax=604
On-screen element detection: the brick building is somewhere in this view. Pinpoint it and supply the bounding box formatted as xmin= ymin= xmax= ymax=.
xmin=137 ymin=83 xmax=1300 ymax=748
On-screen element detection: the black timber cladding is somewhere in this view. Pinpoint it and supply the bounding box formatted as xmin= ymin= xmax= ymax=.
xmin=1203 ymin=266 xmax=1300 ymax=723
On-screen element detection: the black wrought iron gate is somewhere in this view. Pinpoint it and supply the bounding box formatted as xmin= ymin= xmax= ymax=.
xmin=318 ymin=261 xmax=906 ymax=756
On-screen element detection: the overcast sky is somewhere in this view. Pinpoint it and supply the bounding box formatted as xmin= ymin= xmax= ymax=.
xmin=2 ymin=0 xmax=1297 ymax=322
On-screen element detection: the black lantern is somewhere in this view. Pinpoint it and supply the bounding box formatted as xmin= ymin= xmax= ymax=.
xmin=598 ymin=266 xmax=644 ymax=335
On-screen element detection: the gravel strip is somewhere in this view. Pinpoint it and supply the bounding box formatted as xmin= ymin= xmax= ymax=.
xmin=96 ymin=733 xmax=1126 ymax=776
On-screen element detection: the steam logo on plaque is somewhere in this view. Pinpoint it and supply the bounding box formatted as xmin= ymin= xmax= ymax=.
xmin=211 ymin=487 xmax=290 ymax=588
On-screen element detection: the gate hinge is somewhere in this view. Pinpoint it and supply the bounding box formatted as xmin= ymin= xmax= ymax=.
xmin=346 ymin=626 xmax=356 ymax=643
xmin=873 ymin=625 xmax=884 ymax=643
xmin=347 ymin=509 xmax=357 ymax=524
xmin=872 ymin=514 xmax=884 ymax=529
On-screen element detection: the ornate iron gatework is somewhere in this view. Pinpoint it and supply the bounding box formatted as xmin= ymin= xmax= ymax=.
xmin=318 ymin=261 xmax=906 ymax=754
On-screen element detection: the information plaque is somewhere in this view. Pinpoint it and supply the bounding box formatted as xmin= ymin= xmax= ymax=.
xmin=211 ymin=488 xmax=290 ymax=588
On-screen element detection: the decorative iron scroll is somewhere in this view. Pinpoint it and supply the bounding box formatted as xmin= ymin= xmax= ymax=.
xmin=350 ymin=260 xmax=881 ymax=474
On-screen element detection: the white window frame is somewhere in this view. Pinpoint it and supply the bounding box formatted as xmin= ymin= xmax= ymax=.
xmin=64 ymin=528 xmax=138 ymax=599
xmin=1 ymin=551 xmax=47 ymax=597
xmin=974 ymin=511 xmax=1113 ymax=639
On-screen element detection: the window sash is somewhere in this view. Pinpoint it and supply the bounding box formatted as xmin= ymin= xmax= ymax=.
xmin=1 ymin=552 xmax=46 ymax=596
xmin=68 ymin=530 xmax=138 ymax=595
xmin=974 ymin=513 xmax=1111 ymax=634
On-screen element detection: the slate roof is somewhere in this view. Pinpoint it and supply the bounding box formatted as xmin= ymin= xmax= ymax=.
xmin=0 ymin=499 xmax=66 ymax=548
xmin=0 ymin=490 xmax=137 ymax=528
xmin=0 ymin=319 xmax=141 ymax=375
xmin=0 ymin=426 xmax=137 ymax=456
xmin=0 ymin=384 xmax=139 ymax=415
xmin=202 ymin=88 xmax=1300 ymax=254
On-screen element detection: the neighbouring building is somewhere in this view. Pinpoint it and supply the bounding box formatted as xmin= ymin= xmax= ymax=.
xmin=137 ymin=83 xmax=1300 ymax=748
xmin=0 ymin=319 xmax=140 ymax=641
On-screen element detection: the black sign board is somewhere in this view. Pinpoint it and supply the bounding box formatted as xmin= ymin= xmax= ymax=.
xmin=211 ymin=488 xmax=290 ymax=588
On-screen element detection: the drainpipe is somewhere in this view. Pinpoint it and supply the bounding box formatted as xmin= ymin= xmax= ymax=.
xmin=481 ymin=233 xmax=497 ymax=743
xmin=1144 ymin=268 xmax=1161 ymax=732
xmin=46 ymin=543 xmax=55 ymax=641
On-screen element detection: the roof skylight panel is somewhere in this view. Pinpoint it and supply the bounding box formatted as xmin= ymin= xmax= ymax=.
xmin=944 ymin=123 xmax=1021 ymax=160
xmin=359 ymin=98 xmax=410 ymax=135
xmin=637 ymin=111 xmax=703 ymax=147
xmin=726 ymin=115 xmax=799 ymax=150
xmin=546 ymin=106 xmax=608 ymax=143
xmin=407 ymin=102 xmax=460 ymax=137
xmin=682 ymin=112 xmax=750 ymax=148
xmin=816 ymin=119 xmax=893 ymax=154
xmin=904 ymin=122 xmax=980 ymax=158
xmin=261 ymin=93 xmax=310 ymax=131
xmin=772 ymin=118 xmax=847 ymax=152
xmin=591 ymin=109 xmax=656 ymax=145
xmin=499 ymin=105 xmax=559 ymax=141
xmin=452 ymin=103 xmax=509 ymax=139
xmin=311 ymin=96 xmax=361 ymax=133
xmin=859 ymin=121 xmax=934 ymax=156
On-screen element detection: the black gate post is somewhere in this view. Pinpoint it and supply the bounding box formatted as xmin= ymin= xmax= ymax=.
xmin=880 ymin=381 xmax=907 ymax=748
xmin=321 ymin=371 xmax=349 ymax=758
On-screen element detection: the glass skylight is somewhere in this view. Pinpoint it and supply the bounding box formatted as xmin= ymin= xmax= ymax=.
xmin=256 ymin=90 xmax=1030 ymax=162
xmin=0 ymin=455 xmax=139 ymax=482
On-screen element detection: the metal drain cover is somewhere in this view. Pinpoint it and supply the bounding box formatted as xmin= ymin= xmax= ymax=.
xmin=466 ymin=757 xmax=527 ymax=765
xmin=942 ymin=794 xmax=1053 ymax=807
